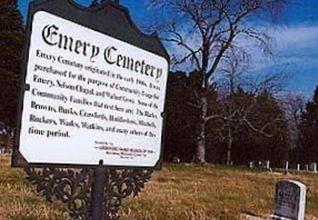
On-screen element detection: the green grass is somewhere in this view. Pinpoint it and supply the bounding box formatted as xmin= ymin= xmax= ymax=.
xmin=1 ymin=156 xmax=318 ymax=219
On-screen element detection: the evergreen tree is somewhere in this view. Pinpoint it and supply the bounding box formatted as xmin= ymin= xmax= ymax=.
xmin=298 ymin=87 xmax=318 ymax=163
xmin=164 ymin=71 xmax=200 ymax=162
xmin=0 ymin=0 xmax=24 ymax=130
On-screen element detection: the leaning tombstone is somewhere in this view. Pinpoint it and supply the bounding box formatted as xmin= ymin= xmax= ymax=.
xmin=11 ymin=0 xmax=169 ymax=219
xmin=270 ymin=180 xmax=306 ymax=220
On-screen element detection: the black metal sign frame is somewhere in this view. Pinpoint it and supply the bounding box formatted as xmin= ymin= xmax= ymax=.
xmin=11 ymin=0 xmax=169 ymax=219
xmin=12 ymin=0 xmax=169 ymax=170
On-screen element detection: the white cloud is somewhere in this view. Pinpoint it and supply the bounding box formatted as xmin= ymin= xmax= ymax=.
xmin=242 ymin=24 xmax=318 ymax=72
xmin=271 ymin=25 xmax=318 ymax=50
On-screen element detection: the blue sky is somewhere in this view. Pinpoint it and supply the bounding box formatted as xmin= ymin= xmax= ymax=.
xmin=18 ymin=0 xmax=149 ymax=23
xmin=18 ymin=0 xmax=318 ymax=97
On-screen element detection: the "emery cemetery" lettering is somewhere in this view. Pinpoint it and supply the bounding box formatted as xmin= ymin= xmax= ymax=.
xmin=42 ymin=24 xmax=163 ymax=81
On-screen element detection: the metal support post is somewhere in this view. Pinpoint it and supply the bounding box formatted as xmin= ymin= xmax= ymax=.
xmin=90 ymin=160 xmax=106 ymax=220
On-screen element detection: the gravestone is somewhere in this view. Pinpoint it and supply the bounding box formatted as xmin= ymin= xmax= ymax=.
xmin=285 ymin=161 xmax=289 ymax=170
xmin=266 ymin=160 xmax=272 ymax=172
xmin=309 ymin=162 xmax=317 ymax=173
xmin=297 ymin=164 xmax=300 ymax=172
xmin=249 ymin=161 xmax=254 ymax=168
xmin=284 ymin=161 xmax=289 ymax=174
xmin=305 ymin=164 xmax=309 ymax=171
xmin=172 ymin=156 xmax=180 ymax=163
xmin=273 ymin=180 xmax=306 ymax=220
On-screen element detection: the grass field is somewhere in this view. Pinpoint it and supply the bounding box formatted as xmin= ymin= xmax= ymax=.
xmin=1 ymin=155 xmax=318 ymax=220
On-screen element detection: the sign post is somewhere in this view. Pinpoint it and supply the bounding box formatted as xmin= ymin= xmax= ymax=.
xmin=90 ymin=160 xmax=106 ymax=219
xmin=12 ymin=0 xmax=169 ymax=219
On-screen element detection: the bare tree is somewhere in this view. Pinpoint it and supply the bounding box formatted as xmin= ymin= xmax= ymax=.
xmin=282 ymin=93 xmax=305 ymax=126
xmin=148 ymin=0 xmax=287 ymax=163
xmin=281 ymin=93 xmax=306 ymax=150
xmin=209 ymin=49 xmax=287 ymax=165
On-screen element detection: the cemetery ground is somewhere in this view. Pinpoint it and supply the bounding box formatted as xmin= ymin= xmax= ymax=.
xmin=0 ymin=155 xmax=318 ymax=220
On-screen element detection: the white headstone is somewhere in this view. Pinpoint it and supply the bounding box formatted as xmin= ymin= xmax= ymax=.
xmin=309 ymin=162 xmax=317 ymax=173
xmin=249 ymin=161 xmax=254 ymax=168
xmin=284 ymin=161 xmax=289 ymax=174
xmin=172 ymin=156 xmax=180 ymax=163
xmin=305 ymin=164 xmax=309 ymax=171
xmin=297 ymin=164 xmax=300 ymax=172
xmin=266 ymin=160 xmax=270 ymax=169
xmin=274 ymin=180 xmax=306 ymax=220
xmin=285 ymin=161 xmax=289 ymax=171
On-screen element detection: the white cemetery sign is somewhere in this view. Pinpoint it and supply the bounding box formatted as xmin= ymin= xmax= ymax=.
xmin=274 ymin=180 xmax=306 ymax=220
xmin=16 ymin=11 xmax=169 ymax=167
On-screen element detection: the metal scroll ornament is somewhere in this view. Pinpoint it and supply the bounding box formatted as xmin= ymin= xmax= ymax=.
xmin=24 ymin=167 xmax=153 ymax=219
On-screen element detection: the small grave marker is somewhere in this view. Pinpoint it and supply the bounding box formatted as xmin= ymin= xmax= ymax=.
xmin=284 ymin=161 xmax=289 ymax=174
xmin=309 ymin=162 xmax=317 ymax=173
xmin=297 ymin=164 xmax=300 ymax=172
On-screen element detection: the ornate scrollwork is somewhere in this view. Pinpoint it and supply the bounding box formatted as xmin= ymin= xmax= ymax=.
xmin=24 ymin=166 xmax=153 ymax=220
xmin=103 ymin=169 xmax=153 ymax=219
xmin=25 ymin=167 xmax=93 ymax=219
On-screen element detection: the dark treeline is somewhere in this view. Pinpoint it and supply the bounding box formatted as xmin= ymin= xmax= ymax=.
xmin=290 ymin=87 xmax=318 ymax=165
xmin=0 ymin=0 xmax=24 ymax=152
xmin=0 ymin=0 xmax=24 ymax=129
xmin=164 ymin=71 xmax=292 ymax=167
xmin=1 ymin=1 xmax=318 ymax=168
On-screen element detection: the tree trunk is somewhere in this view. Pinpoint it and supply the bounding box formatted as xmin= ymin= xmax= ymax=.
xmin=4 ymin=132 xmax=12 ymax=154
xmin=226 ymin=128 xmax=233 ymax=166
xmin=196 ymin=96 xmax=208 ymax=163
